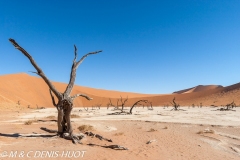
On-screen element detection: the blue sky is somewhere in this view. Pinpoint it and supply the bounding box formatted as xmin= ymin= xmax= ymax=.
xmin=0 ymin=0 xmax=240 ymax=94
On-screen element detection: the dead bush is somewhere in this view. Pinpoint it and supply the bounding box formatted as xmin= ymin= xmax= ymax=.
xmin=114 ymin=132 xmax=124 ymax=136
xmin=148 ymin=128 xmax=157 ymax=132
xmin=24 ymin=120 xmax=33 ymax=125
xmin=71 ymin=114 xmax=80 ymax=118
xmin=197 ymin=128 xmax=215 ymax=134
xmin=78 ymin=125 xmax=94 ymax=132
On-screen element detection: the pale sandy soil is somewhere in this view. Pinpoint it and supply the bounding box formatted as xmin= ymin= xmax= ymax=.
xmin=0 ymin=107 xmax=240 ymax=160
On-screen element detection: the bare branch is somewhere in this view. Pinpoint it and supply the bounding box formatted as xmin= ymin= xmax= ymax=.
xmin=85 ymin=132 xmax=112 ymax=142
xmin=146 ymin=139 xmax=157 ymax=144
xmin=29 ymin=71 xmax=40 ymax=76
xmin=102 ymin=145 xmax=128 ymax=150
xmin=71 ymin=93 xmax=93 ymax=100
xmin=129 ymin=100 xmax=148 ymax=114
xmin=64 ymin=45 xmax=102 ymax=95
xmin=120 ymin=96 xmax=128 ymax=105
xmin=116 ymin=99 xmax=119 ymax=109
xmin=41 ymin=127 xmax=58 ymax=133
xmin=120 ymin=96 xmax=128 ymax=112
xmin=107 ymin=99 xmax=114 ymax=107
xmin=9 ymin=38 xmax=61 ymax=99
xmin=49 ymin=89 xmax=57 ymax=107
xmin=73 ymin=45 xmax=77 ymax=62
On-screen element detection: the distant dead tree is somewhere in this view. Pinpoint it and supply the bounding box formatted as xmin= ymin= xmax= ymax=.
xmin=92 ymin=103 xmax=102 ymax=109
xmin=107 ymin=98 xmax=120 ymax=110
xmin=96 ymin=103 xmax=102 ymax=109
xmin=106 ymin=99 xmax=112 ymax=110
xmin=107 ymin=99 xmax=112 ymax=109
xmin=119 ymin=96 xmax=128 ymax=112
xmin=217 ymin=101 xmax=236 ymax=111
xmin=148 ymin=101 xmax=153 ymax=110
xmin=170 ymin=97 xmax=183 ymax=111
xmin=9 ymin=38 xmax=101 ymax=144
xmin=83 ymin=107 xmax=89 ymax=112
xmin=107 ymin=99 xmax=148 ymax=115
xmin=129 ymin=100 xmax=148 ymax=114
xmin=107 ymin=96 xmax=128 ymax=111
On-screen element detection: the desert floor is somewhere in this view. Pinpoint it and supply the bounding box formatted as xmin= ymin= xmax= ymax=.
xmin=0 ymin=106 xmax=240 ymax=160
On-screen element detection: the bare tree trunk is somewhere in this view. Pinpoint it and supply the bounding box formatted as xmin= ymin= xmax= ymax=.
xmin=57 ymin=109 xmax=64 ymax=134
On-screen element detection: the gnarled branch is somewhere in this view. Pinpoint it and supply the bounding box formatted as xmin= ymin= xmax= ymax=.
xmin=129 ymin=100 xmax=148 ymax=114
xmin=71 ymin=93 xmax=93 ymax=100
xmin=49 ymin=89 xmax=57 ymax=107
xmin=120 ymin=96 xmax=128 ymax=112
xmin=64 ymin=45 xmax=102 ymax=95
xmin=9 ymin=38 xmax=61 ymax=99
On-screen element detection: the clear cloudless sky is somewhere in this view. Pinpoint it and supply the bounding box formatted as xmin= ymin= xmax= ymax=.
xmin=0 ymin=0 xmax=240 ymax=94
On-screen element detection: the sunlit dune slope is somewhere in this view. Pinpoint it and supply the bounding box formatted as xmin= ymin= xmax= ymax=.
xmin=173 ymin=85 xmax=223 ymax=94
xmin=0 ymin=73 xmax=240 ymax=108
xmin=0 ymin=73 xmax=159 ymax=108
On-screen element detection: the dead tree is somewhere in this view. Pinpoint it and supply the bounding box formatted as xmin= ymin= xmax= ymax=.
xmin=129 ymin=100 xmax=148 ymax=114
xmin=107 ymin=99 xmax=113 ymax=109
xmin=107 ymin=98 xmax=120 ymax=110
xmin=148 ymin=101 xmax=153 ymax=110
xmin=119 ymin=96 xmax=128 ymax=112
xmin=107 ymin=99 xmax=112 ymax=109
xmin=226 ymin=101 xmax=236 ymax=110
xmin=170 ymin=97 xmax=181 ymax=111
xmin=217 ymin=101 xmax=236 ymax=111
xmin=92 ymin=103 xmax=101 ymax=110
xmin=95 ymin=103 xmax=102 ymax=109
xmin=9 ymin=38 xmax=101 ymax=143
xmin=83 ymin=107 xmax=89 ymax=112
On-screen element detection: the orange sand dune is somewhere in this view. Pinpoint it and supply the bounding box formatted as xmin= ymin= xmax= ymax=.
xmin=0 ymin=73 xmax=240 ymax=108
xmin=173 ymin=85 xmax=223 ymax=94
xmin=129 ymin=82 xmax=240 ymax=107
xmin=0 ymin=73 xmax=161 ymax=108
